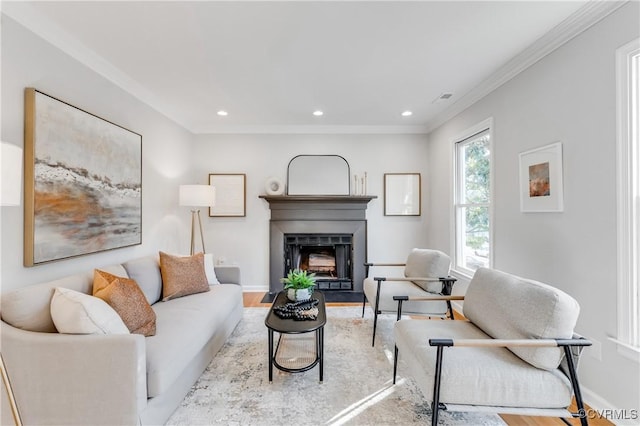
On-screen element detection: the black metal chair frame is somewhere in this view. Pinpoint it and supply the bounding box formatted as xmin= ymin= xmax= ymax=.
xmin=391 ymin=295 xmax=592 ymax=426
xmin=361 ymin=262 xmax=457 ymax=346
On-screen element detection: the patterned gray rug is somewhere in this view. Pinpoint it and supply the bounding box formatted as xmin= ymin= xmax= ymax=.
xmin=167 ymin=307 xmax=506 ymax=425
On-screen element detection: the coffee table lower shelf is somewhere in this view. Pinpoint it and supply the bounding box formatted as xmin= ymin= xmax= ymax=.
xmin=273 ymin=332 xmax=322 ymax=374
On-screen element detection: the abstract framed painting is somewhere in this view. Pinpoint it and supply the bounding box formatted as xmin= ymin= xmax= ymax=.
xmin=519 ymin=142 xmax=564 ymax=213
xmin=24 ymin=88 xmax=142 ymax=266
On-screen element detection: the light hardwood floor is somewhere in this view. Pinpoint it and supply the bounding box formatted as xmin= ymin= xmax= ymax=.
xmin=243 ymin=292 xmax=611 ymax=426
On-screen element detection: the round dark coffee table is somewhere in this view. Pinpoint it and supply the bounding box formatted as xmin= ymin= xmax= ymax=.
xmin=264 ymin=291 xmax=327 ymax=382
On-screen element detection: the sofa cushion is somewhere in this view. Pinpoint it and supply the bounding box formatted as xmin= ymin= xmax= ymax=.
xmin=204 ymin=253 xmax=220 ymax=285
xmin=50 ymin=287 xmax=130 ymax=335
xmin=159 ymin=252 xmax=210 ymax=301
xmin=145 ymin=284 xmax=243 ymax=397
xmin=0 ymin=264 xmax=128 ymax=333
xmin=395 ymin=319 xmax=573 ymax=408
xmin=404 ymin=249 xmax=451 ymax=293
xmin=122 ymin=256 xmax=163 ymax=305
xmin=463 ymin=268 xmax=580 ymax=371
xmin=93 ymin=270 xmax=157 ymax=336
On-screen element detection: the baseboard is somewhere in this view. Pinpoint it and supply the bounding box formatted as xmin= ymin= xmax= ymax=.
xmin=581 ymin=385 xmax=639 ymax=425
xmin=242 ymin=285 xmax=269 ymax=292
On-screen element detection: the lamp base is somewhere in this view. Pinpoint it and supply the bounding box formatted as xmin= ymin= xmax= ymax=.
xmin=189 ymin=209 xmax=206 ymax=255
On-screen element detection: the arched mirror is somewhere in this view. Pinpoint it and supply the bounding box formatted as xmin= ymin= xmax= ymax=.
xmin=287 ymin=155 xmax=350 ymax=195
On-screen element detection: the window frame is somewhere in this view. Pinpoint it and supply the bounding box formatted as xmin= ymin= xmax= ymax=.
xmin=616 ymin=38 xmax=640 ymax=361
xmin=452 ymin=118 xmax=494 ymax=277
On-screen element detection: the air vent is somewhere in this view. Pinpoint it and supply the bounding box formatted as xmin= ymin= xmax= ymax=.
xmin=432 ymin=93 xmax=453 ymax=103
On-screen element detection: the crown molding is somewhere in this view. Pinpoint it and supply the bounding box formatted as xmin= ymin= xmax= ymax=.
xmin=425 ymin=0 xmax=629 ymax=133
xmin=190 ymin=124 xmax=430 ymax=135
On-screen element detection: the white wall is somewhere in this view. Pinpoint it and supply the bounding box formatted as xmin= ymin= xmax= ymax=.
xmin=0 ymin=16 xmax=195 ymax=291
xmin=193 ymin=133 xmax=429 ymax=290
xmin=426 ymin=2 xmax=640 ymax=414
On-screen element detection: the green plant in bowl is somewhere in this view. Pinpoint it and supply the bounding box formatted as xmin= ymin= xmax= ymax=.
xmin=281 ymin=269 xmax=316 ymax=301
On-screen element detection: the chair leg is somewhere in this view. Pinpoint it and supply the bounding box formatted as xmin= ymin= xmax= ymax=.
xmin=446 ymin=300 xmax=454 ymax=320
xmin=362 ymin=293 xmax=366 ymax=318
xmin=431 ymin=346 xmax=445 ymax=426
xmin=372 ymin=309 xmax=378 ymax=347
xmin=563 ymin=346 xmax=589 ymax=426
xmin=393 ymin=345 xmax=399 ymax=384
xmin=372 ymin=280 xmax=382 ymax=347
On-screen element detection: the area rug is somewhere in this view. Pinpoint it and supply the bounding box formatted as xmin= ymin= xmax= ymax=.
xmin=167 ymin=307 xmax=506 ymax=425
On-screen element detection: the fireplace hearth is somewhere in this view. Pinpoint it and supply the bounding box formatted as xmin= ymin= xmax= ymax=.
xmin=260 ymin=195 xmax=376 ymax=294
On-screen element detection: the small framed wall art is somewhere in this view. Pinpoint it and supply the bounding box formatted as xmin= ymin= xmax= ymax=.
xmin=384 ymin=173 xmax=421 ymax=216
xmin=519 ymin=142 xmax=564 ymax=212
xmin=209 ymin=173 xmax=246 ymax=217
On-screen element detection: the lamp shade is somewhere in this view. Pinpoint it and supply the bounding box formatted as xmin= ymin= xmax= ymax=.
xmin=1 ymin=142 xmax=23 ymax=206
xmin=179 ymin=184 xmax=216 ymax=207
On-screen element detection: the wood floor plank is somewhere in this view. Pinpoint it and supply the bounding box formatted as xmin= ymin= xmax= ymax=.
xmin=243 ymin=291 xmax=612 ymax=426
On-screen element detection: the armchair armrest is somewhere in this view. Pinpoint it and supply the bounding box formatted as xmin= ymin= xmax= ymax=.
xmin=1 ymin=321 xmax=146 ymax=425
xmin=429 ymin=338 xmax=592 ymax=348
xmin=365 ymin=263 xmax=406 ymax=267
xmin=374 ymin=276 xmax=442 ymax=282
xmin=364 ymin=262 xmax=405 ymax=276
xmin=393 ymin=294 xmax=464 ymax=319
xmin=393 ymin=295 xmax=465 ymax=302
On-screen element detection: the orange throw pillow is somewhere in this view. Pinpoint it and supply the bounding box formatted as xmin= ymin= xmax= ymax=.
xmin=93 ymin=270 xmax=156 ymax=336
xmin=159 ymin=252 xmax=210 ymax=301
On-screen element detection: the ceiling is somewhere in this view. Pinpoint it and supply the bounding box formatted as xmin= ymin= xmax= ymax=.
xmin=4 ymin=1 xmax=616 ymax=134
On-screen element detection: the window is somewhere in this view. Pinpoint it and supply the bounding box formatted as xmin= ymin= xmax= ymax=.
xmin=454 ymin=122 xmax=492 ymax=275
xmin=616 ymin=38 xmax=640 ymax=358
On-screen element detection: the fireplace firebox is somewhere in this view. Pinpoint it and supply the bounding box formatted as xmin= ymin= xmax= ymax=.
xmin=284 ymin=234 xmax=353 ymax=290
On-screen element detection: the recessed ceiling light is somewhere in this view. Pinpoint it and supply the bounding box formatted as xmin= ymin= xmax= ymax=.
xmin=217 ymin=110 xmax=228 ymax=116
xmin=313 ymin=110 xmax=324 ymax=117
xmin=401 ymin=111 xmax=413 ymax=117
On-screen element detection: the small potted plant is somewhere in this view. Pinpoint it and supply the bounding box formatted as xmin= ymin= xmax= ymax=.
xmin=281 ymin=269 xmax=316 ymax=301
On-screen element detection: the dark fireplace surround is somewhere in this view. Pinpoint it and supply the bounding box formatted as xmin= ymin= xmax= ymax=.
xmin=260 ymin=195 xmax=376 ymax=294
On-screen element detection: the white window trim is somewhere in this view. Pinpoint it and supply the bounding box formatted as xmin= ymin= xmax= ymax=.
xmin=616 ymin=38 xmax=640 ymax=362
xmin=451 ymin=118 xmax=494 ymax=278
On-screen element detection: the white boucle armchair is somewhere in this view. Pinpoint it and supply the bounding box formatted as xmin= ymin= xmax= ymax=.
xmin=362 ymin=248 xmax=456 ymax=346
xmin=393 ymin=267 xmax=591 ymax=426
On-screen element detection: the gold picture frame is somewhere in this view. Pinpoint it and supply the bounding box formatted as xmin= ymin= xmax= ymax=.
xmin=208 ymin=173 xmax=246 ymax=217
xmin=24 ymin=88 xmax=142 ymax=266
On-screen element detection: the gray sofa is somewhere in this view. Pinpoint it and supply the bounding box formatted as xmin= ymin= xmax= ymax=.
xmin=0 ymin=255 xmax=243 ymax=425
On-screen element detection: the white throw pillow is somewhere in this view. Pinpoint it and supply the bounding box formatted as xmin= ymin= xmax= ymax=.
xmin=50 ymin=287 xmax=130 ymax=335
xmin=204 ymin=253 xmax=220 ymax=285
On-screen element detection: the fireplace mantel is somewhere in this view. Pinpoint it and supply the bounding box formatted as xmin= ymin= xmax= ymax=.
xmin=259 ymin=195 xmax=376 ymax=202
xmin=259 ymin=195 xmax=376 ymax=221
xmin=260 ymin=194 xmax=376 ymax=294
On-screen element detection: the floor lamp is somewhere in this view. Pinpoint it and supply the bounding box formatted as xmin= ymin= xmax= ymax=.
xmin=0 ymin=354 xmax=22 ymax=426
xmin=1 ymin=142 xmax=24 ymax=425
xmin=179 ymin=184 xmax=216 ymax=255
